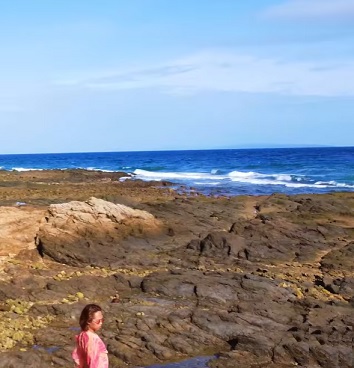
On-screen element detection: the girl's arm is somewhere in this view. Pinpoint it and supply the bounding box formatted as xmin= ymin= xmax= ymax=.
xmin=71 ymin=337 xmax=82 ymax=367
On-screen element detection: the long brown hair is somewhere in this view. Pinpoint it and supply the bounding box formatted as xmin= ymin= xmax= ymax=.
xmin=79 ymin=304 xmax=102 ymax=331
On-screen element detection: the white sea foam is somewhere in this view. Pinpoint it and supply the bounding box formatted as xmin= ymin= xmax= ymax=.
xmin=133 ymin=169 xmax=227 ymax=181
xmin=315 ymin=180 xmax=354 ymax=188
xmin=133 ymin=168 xmax=354 ymax=190
xmin=81 ymin=167 xmax=115 ymax=172
xmin=119 ymin=176 xmax=131 ymax=182
xmin=284 ymin=183 xmax=327 ymax=188
xmin=276 ymin=174 xmax=292 ymax=181
xmin=227 ymin=171 xmax=343 ymax=188
xmin=228 ymin=170 xmax=292 ymax=182
xmin=315 ymin=180 xmax=338 ymax=186
xmin=12 ymin=167 xmax=43 ymax=172
xmin=228 ymin=170 xmax=261 ymax=178
xmin=194 ymin=182 xmax=219 ymax=185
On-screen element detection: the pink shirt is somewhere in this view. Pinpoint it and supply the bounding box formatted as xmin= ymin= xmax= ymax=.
xmin=72 ymin=330 xmax=109 ymax=368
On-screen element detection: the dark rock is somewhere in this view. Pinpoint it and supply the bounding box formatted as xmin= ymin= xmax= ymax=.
xmin=321 ymin=242 xmax=354 ymax=272
xmin=186 ymin=232 xmax=246 ymax=258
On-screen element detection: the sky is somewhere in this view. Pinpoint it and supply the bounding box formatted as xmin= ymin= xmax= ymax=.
xmin=0 ymin=0 xmax=354 ymax=154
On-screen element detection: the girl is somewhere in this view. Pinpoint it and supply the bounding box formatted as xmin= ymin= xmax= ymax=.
xmin=72 ymin=304 xmax=109 ymax=368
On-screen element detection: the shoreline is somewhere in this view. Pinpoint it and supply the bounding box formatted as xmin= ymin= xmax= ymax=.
xmin=2 ymin=146 xmax=354 ymax=198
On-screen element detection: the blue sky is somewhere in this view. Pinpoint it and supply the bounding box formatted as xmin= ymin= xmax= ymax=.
xmin=1 ymin=0 xmax=354 ymax=154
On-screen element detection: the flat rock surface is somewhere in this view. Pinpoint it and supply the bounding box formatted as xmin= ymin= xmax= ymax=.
xmin=0 ymin=170 xmax=353 ymax=368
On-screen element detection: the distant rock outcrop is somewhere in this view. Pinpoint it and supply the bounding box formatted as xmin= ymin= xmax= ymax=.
xmin=35 ymin=197 xmax=163 ymax=267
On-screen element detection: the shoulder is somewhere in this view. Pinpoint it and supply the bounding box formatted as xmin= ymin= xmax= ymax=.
xmin=78 ymin=331 xmax=89 ymax=338
xmin=76 ymin=331 xmax=91 ymax=344
xmin=86 ymin=331 xmax=99 ymax=339
xmin=91 ymin=333 xmax=107 ymax=351
xmin=86 ymin=331 xmax=103 ymax=344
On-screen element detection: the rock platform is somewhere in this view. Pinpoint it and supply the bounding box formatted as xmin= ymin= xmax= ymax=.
xmin=0 ymin=170 xmax=353 ymax=367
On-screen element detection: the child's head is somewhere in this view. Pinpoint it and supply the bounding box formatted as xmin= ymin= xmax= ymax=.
xmin=79 ymin=304 xmax=104 ymax=332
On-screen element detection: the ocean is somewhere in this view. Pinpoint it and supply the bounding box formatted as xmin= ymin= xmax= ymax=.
xmin=1 ymin=147 xmax=354 ymax=196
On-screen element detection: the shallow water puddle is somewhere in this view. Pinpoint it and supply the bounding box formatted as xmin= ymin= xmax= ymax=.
xmin=139 ymin=356 xmax=213 ymax=368
xmin=32 ymin=345 xmax=60 ymax=354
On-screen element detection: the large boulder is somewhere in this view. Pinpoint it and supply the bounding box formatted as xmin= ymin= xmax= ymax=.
xmin=35 ymin=197 xmax=163 ymax=267
xmin=0 ymin=207 xmax=45 ymax=257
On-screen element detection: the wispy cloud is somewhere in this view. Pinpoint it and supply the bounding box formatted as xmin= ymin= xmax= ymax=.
xmin=263 ymin=0 xmax=354 ymax=21
xmin=54 ymin=50 xmax=354 ymax=97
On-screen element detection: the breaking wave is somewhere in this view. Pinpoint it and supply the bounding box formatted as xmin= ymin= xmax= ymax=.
xmin=133 ymin=169 xmax=354 ymax=190
xmin=12 ymin=167 xmax=44 ymax=172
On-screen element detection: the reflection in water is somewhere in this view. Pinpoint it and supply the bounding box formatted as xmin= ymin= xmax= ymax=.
xmin=140 ymin=356 xmax=213 ymax=368
xmin=32 ymin=345 xmax=60 ymax=354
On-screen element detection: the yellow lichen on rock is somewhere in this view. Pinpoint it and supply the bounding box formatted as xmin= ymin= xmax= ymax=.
xmin=76 ymin=292 xmax=85 ymax=299
xmin=62 ymin=292 xmax=86 ymax=304
xmin=0 ymin=313 xmax=55 ymax=351
xmin=6 ymin=300 xmax=34 ymax=315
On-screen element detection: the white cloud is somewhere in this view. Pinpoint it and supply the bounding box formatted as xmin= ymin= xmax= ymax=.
xmin=263 ymin=0 xmax=354 ymax=20
xmin=55 ymin=50 xmax=354 ymax=97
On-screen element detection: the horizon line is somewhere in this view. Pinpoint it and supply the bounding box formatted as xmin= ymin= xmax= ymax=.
xmin=1 ymin=144 xmax=353 ymax=156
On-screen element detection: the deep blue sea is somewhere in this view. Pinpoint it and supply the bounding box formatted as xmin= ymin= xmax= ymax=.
xmin=1 ymin=147 xmax=354 ymax=196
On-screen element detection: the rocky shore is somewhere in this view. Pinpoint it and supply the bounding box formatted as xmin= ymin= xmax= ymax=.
xmin=0 ymin=169 xmax=353 ymax=368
